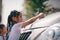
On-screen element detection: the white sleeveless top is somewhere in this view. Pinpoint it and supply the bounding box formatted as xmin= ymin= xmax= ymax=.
xmin=8 ymin=22 xmax=23 ymax=40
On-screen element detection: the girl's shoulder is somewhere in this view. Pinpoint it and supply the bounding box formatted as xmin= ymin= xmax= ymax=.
xmin=13 ymin=22 xmax=23 ymax=28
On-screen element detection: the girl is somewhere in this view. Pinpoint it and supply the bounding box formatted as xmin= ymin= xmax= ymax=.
xmin=7 ymin=10 xmax=45 ymax=40
xmin=0 ymin=24 xmax=7 ymax=40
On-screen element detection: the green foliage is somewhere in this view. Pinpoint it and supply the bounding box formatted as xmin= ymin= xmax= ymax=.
xmin=25 ymin=0 xmax=48 ymax=19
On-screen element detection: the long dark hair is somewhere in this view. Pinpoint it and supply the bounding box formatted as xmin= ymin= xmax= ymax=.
xmin=7 ymin=10 xmax=21 ymax=32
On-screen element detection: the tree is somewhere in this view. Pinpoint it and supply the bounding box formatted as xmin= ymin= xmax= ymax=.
xmin=24 ymin=0 xmax=48 ymax=19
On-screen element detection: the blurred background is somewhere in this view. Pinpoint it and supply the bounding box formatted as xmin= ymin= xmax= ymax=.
xmin=0 ymin=0 xmax=60 ymax=26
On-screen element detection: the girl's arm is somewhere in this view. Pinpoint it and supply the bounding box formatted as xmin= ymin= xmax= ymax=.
xmin=22 ymin=12 xmax=45 ymax=28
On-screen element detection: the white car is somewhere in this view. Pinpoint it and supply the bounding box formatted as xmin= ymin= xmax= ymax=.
xmin=20 ymin=12 xmax=60 ymax=40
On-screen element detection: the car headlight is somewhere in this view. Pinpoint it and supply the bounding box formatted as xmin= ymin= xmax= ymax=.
xmin=47 ymin=30 xmax=55 ymax=40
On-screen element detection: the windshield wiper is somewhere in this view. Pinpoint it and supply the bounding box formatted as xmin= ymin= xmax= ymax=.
xmin=23 ymin=26 xmax=49 ymax=31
